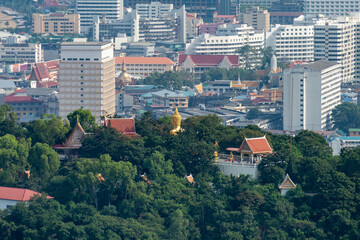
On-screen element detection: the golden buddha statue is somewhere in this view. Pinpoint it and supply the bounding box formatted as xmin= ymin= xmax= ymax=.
xmin=170 ymin=107 xmax=183 ymax=135
xmin=214 ymin=141 xmax=219 ymax=161
xmin=214 ymin=151 xmax=219 ymax=161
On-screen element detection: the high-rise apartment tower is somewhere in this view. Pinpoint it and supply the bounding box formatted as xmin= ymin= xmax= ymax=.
xmin=59 ymin=42 xmax=116 ymax=121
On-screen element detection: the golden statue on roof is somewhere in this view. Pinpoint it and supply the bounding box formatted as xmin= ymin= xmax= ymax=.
xmin=170 ymin=107 xmax=184 ymax=135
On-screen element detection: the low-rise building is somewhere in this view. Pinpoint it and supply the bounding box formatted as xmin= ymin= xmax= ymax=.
xmin=0 ymin=43 xmax=43 ymax=63
xmin=186 ymin=13 xmax=203 ymax=38
xmin=199 ymin=23 xmax=221 ymax=35
xmin=203 ymin=80 xmax=232 ymax=94
xmin=213 ymin=12 xmax=237 ymax=24
xmin=152 ymin=89 xmax=189 ymax=108
xmin=32 ymin=13 xmax=81 ymax=35
xmin=4 ymin=90 xmax=44 ymax=121
xmin=186 ymin=24 xmax=264 ymax=55
xmin=178 ymin=54 xmax=240 ymax=79
xmin=0 ymin=186 xmax=53 ymax=210
xmin=115 ymin=56 xmax=174 ymax=78
xmin=240 ymin=6 xmax=270 ymax=32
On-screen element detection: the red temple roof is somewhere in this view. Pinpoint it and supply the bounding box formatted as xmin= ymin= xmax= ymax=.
xmin=238 ymin=136 xmax=272 ymax=154
xmin=105 ymin=118 xmax=139 ymax=137
xmin=178 ymin=55 xmax=240 ymax=67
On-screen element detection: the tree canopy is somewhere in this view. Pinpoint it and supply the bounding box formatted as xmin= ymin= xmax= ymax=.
xmin=0 ymin=109 xmax=359 ymax=240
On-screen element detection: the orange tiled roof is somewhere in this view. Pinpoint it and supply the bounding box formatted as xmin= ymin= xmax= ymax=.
xmin=105 ymin=118 xmax=140 ymax=137
xmin=0 ymin=186 xmax=53 ymax=201
xmin=239 ymin=136 xmax=272 ymax=154
xmin=115 ymin=57 xmax=174 ymax=65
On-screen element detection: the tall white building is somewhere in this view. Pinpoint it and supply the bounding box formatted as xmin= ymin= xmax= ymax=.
xmin=136 ymin=2 xmax=173 ymax=18
xmin=59 ymin=42 xmax=116 ymax=121
xmin=314 ymin=17 xmax=357 ymax=83
xmin=304 ymin=0 xmax=360 ymax=16
xmin=283 ymin=60 xmax=341 ymax=132
xmin=265 ymin=24 xmax=314 ymax=63
xmin=76 ymin=0 xmax=123 ymax=34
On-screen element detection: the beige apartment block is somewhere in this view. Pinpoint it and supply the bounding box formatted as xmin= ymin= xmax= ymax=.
xmin=115 ymin=56 xmax=174 ymax=78
xmin=240 ymin=7 xmax=270 ymax=32
xmin=32 ymin=13 xmax=80 ymax=35
xmin=59 ymin=42 xmax=115 ymax=122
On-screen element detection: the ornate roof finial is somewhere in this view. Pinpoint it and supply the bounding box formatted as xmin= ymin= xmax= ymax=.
xmin=122 ymin=58 xmax=127 ymax=72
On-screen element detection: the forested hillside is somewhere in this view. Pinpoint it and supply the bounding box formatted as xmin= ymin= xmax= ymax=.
xmin=0 ymin=106 xmax=359 ymax=239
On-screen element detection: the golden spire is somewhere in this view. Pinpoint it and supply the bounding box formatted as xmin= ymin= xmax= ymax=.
xmin=122 ymin=58 xmax=127 ymax=72
xmin=170 ymin=107 xmax=183 ymax=135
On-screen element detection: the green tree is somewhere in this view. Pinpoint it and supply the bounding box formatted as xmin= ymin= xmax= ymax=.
xmin=67 ymin=108 xmax=96 ymax=132
xmin=331 ymin=102 xmax=360 ymax=133
xmin=28 ymin=143 xmax=60 ymax=180
xmin=24 ymin=114 xmax=70 ymax=146
xmin=168 ymin=209 xmax=190 ymax=240
xmin=0 ymin=134 xmax=31 ymax=185
xmin=246 ymin=108 xmax=261 ymax=120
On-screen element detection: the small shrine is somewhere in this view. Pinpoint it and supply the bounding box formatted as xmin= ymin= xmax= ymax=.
xmin=52 ymin=120 xmax=86 ymax=160
xmin=226 ymin=136 xmax=272 ymax=164
xmin=185 ymin=173 xmax=195 ymax=185
xmin=170 ymin=107 xmax=184 ymax=135
xmin=279 ymin=174 xmax=296 ymax=196
xmin=104 ymin=117 xmax=140 ymax=138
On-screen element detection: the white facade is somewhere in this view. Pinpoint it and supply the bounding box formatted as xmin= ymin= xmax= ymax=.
xmin=283 ymin=60 xmax=341 ymax=131
xmin=0 ymin=199 xmax=20 ymax=210
xmin=136 ymin=2 xmax=173 ymax=18
xmin=314 ymin=18 xmax=357 ymax=83
xmin=186 ymin=24 xmax=264 ymax=55
xmin=95 ymin=6 xmax=186 ymax=43
xmin=304 ymin=0 xmax=360 ymax=16
xmin=0 ymin=43 xmax=43 ymax=63
xmin=265 ymin=24 xmax=314 ymax=62
xmin=238 ymin=0 xmax=278 ymax=8
xmin=76 ymin=0 xmax=123 ymax=34
xmin=59 ymin=42 xmax=116 ymax=121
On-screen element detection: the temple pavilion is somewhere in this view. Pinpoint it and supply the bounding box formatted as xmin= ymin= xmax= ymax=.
xmin=52 ymin=120 xmax=86 ymax=160
xmin=226 ymin=136 xmax=272 ymax=164
xmin=279 ymin=174 xmax=296 ymax=196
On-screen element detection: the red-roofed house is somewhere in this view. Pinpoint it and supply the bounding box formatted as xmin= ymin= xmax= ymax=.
xmin=5 ymin=92 xmax=43 ymax=121
xmin=0 ymin=186 xmax=53 ymax=210
xmin=178 ymin=54 xmax=240 ymax=79
xmin=104 ymin=118 xmax=140 ymax=138
xmin=226 ymin=136 xmax=272 ymax=164
xmin=28 ymin=60 xmax=59 ymax=86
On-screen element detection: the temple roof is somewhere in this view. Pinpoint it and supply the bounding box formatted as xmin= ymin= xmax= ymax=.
xmin=105 ymin=118 xmax=139 ymax=137
xmin=279 ymin=174 xmax=296 ymax=189
xmin=53 ymin=120 xmax=85 ymax=150
xmin=238 ymin=136 xmax=272 ymax=154
xmin=185 ymin=174 xmax=195 ymax=185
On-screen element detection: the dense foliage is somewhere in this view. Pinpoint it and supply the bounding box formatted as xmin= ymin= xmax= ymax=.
xmin=332 ymin=102 xmax=360 ymax=133
xmin=137 ymin=71 xmax=197 ymax=90
xmin=0 ymin=107 xmax=359 ymax=239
